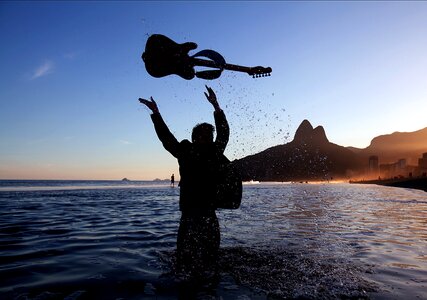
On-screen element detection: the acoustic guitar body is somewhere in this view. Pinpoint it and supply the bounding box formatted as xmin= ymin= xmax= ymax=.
xmin=142 ymin=34 xmax=272 ymax=80
xmin=142 ymin=34 xmax=195 ymax=80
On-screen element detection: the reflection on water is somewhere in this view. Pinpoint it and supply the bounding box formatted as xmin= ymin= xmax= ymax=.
xmin=0 ymin=182 xmax=426 ymax=299
xmin=220 ymin=183 xmax=427 ymax=299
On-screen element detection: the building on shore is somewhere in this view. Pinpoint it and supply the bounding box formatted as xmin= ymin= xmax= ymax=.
xmin=379 ymin=158 xmax=417 ymax=179
xmin=378 ymin=153 xmax=427 ymax=179
xmin=351 ymin=153 xmax=427 ymax=190
xmin=368 ymin=155 xmax=379 ymax=179
xmin=417 ymin=152 xmax=427 ymax=177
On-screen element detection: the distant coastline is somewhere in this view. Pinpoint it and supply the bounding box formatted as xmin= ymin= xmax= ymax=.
xmin=350 ymin=177 xmax=427 ymax=192
xmin=233 ymin=119 xmax=427 ymax=183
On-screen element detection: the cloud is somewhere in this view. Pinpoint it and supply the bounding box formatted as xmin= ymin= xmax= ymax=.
xmin=30 ymin=60 xmax=54 ymax=80
xmin=119 ymin=139 xmax=132 ymax=145
xmin=64 ymin=51 xmax=79 ymax=59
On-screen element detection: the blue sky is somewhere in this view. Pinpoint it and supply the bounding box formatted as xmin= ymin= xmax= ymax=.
xmin=1 ymin=1 xmax=427 ymax=180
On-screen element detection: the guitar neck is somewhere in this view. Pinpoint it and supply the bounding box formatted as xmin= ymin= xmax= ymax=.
xmin=192 ymin=58 xmax=252 ymax=74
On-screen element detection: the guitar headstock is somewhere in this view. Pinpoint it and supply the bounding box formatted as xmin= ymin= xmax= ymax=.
xmin=248 ymin=66 xmax=272 ymax=78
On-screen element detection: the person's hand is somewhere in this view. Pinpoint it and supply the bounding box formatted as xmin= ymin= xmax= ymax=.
xmin=204 ymin=85 xmax=220 ymax=111
xmin=139 ymin=97 xmax=159 ymax=114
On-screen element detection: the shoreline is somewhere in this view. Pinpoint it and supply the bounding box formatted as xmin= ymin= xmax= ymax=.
xmin=350 ymin=177 xmax=427 ymax=192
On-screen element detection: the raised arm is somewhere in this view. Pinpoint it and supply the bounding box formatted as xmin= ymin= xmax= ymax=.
xmin=139 ymin=97 xmax=180 ymax=158
xmin=204 ymin=86 xmax=229 ymax=153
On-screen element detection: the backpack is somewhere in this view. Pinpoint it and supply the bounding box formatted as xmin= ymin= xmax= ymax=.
xmin=215 ymin=155 xmax=242 ymax=209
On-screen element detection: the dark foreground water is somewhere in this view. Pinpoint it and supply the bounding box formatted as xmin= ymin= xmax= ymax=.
xmin=0 ymin=181 xmax=426 ymax=299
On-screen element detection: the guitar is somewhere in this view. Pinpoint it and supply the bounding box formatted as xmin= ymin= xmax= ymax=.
xmin=142 ymin=34 xmax=272 ymax=80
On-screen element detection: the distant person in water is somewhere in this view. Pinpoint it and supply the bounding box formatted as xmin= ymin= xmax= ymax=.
xmin=139 ymin=85 xmax=229 ymax=277
xmin=171 ymin=173 xmax=175 ymax=187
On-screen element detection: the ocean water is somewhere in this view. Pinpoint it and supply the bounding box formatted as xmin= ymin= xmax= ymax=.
xmin=0 ymin=181 xmax=426 ymax=299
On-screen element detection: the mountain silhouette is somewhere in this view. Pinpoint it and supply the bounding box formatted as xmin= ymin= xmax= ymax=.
xmin=233 ymin=120 xmax=363 ymax=181
xmin=233 ymin=120 xmax=427 ymax=181
xmin=293 ymin=120 xmax=329 ymax=145
xmin=355 ymin=127 xmax=427 ymax=165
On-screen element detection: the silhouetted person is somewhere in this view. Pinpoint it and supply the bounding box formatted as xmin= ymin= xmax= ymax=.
xmin=171 ymin=173 xmax=175 ymax=187
xmin=139 ymin=85 xmax=229 ymax=277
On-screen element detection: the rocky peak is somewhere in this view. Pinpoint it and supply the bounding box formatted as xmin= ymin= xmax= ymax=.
xmin=312 ymin=125 xmax=329 ymax=144
xmin=294 ymin=119 xmax=313 ymax=141
xmin=293 ymin=119 xmax=329 ymax=145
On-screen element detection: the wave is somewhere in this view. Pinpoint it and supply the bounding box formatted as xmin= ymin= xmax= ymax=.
xmin=0 ymin=180 xmax=171 ymax=192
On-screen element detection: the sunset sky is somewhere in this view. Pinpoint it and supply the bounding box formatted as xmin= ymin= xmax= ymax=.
xmin=1 ymin=1 xmax=427 ymax=180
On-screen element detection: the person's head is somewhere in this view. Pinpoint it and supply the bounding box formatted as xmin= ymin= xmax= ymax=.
xmin=192 ymin=122 xmax=215 ymax=144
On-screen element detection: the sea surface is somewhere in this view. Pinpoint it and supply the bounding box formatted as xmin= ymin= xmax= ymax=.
xmin=0 ymin=180 xmax=426 ymax=299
